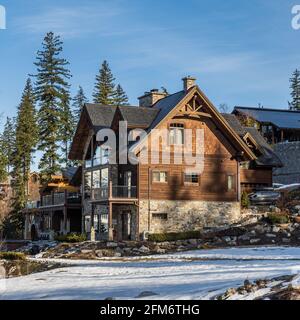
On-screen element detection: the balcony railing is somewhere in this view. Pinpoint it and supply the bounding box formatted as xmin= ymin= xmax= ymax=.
xmin=25 ymin=201 xmax=40 ymax=209
xmin=40 ymin=192 xmax=81 ymax=207
xmin=92 ymin=183 xmax=137 ymax=201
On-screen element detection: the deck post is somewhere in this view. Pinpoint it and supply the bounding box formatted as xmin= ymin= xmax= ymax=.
xmin=63 ymin=190 xmax=68 ymax=235
xmin=108 ymin=201 xmax=113 ymax=241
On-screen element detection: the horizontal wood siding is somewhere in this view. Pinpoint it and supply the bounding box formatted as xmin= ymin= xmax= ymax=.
xmin=138 ymin=114 xmax=239 ymax=202
xmin=240 ymin=168 xmax=272 ymax=185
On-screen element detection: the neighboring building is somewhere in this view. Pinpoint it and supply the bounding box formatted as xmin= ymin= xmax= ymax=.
xmin=233 ymin=106 xmax=300 ymax=144
xmin=0 ymin=173 xmax=40 ymax=223
xmin=23 ymin=168 xmax=82 ymax=240
xmin=233 ymin=106 xmax=300 ymax=184
xmin=222 ymin=114 xmax=282 ymax=192
xmin=68 ymin=77 xmax=280 ymax=242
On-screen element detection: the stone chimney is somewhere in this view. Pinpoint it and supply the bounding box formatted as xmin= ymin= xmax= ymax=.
xmin=182 ymin=76 xmax=196 ymax=91
xmin=138 ymin=89 xmax=168 ymax=108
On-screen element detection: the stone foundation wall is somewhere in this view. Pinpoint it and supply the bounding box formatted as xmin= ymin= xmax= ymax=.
xmin=139 ymin=200 xmax=241 ymax=234
xmin=273 ymin=142 xmax=300 ymax=184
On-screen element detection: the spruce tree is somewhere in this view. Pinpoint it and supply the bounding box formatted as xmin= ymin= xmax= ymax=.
xmin=0 ymin=144 xmax=8 ymax=183
xmin=93 ymin=60 xmax=116 ymax=105
xmin=1 ymin=117 xmax=15 ymax=173
xmin=73 ymin=86 xmax=88 ymax=124
xmin=289 ymin=69 xmax=300 ymax=110
xmin=10 ymin=78 xmax=38 ymax=236
xmin=32 ymin=32 xmax=72 ymax=181
xmin=114 ymin=84 xmax=129 ymax=106
xmin=59 ymin=88 xmax=75 ymax=167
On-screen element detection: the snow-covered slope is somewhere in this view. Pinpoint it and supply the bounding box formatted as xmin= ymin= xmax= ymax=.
xmin=1 ymin=246 xmax=300 ymax=300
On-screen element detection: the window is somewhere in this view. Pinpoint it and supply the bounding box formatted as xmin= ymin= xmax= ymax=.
xmin=101 ymin=168 xmax=109 ymax=187
xmin=152 ymin=171 xmax=168 ymax=183
xmin=169 ymin=123 xmax=184 ymax=145
xmin=93 ymin=146 xmax=110 ymax=166
xmin=152 ymin=213 xmax=168 ymax=220
xmin=227 ymin=175 xmax=235 ymax=191
xmin=184 ymin=172 xmax=199 ymax=184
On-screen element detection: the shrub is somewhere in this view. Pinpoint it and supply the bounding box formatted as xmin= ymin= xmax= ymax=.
xmin=241 ymin=191 xmax=250 ymax=208
xmin=148 ymin=231 xmax=201 ymax=242
xmin=54 ymin=233 xmax=87 ymax=243
xmin=0 ymin=252 xmax=26 ymax=261
xmin=267 ymin=213 xmax=290 ymax=225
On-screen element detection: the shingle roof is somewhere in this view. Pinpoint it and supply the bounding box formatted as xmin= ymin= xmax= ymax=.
xmin=234 ymin=106 xmax=300 ymax=130
xmin=85 ymin=104 xmax=117 ymax=130
xmin=118 ymin=106 xmax=159 ymax=127
xmin=223 ymin=113 xmax=282 ymax=167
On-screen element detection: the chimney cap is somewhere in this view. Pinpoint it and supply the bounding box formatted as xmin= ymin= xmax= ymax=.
xmin=182 ymin=75 xmax=197 ymax=80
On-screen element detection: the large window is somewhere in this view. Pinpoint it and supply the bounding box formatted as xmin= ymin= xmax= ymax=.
xmin=169 ymin=123 xmax=184 ymax=145
xmin=184 ymin=172 xmax=199 ymax=185
xmin=93 ymin=146 xmax=110 ymax=166
xmin=84 ymin=171 xmax=92 ymax=198
xmin=152 ymin=171 xmax=168 ymax=183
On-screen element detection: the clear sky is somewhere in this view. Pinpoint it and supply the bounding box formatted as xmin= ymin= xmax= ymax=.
xmin=0 ymin=0 xmax=299 ymax=129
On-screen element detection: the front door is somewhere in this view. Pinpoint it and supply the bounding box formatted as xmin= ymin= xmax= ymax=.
xmin=124 ymin=171 xmax=132 ymax=197
xmin=121 ymin=211 xmax=131 ymax=240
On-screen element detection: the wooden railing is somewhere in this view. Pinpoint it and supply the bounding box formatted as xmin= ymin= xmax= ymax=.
xmin=92 ymin=182 xmax=137 ymax=201
xmin=40 ymin=192 xmax=81 ymax=207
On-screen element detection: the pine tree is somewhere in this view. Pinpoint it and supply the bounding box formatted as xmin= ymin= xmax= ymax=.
xmin=10 ymin=78 xmax=38 ymax=236
xmin=93 ymin=60 xmax=116 ymax=105
xmin=73 ymin=86 xmax=88 ymax=124
xmin=289 ymin=69 xmax=300 ymax=110
xmin=0 ymin=144 xmax=8 ymax=183
xmin=32 ymin=32 xmax=72 ymax=181
xmin=59 ymin=88 xmax=75 ymax=167
xmin=114 ymin=84 xmax=129 ymax=106
xmin=1 ymin=117 xmax=15 ymax=173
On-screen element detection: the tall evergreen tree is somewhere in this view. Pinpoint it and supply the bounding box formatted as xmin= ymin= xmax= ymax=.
xmin=289 ymin=69 xmax=300 ymax=110
xmin=73 ymin=86 xmax=88 ymax=124
xmin=9 ymin=79 xmax=38 ymax=236
xmin=0 ymin=144 xmax=8 ymax=183
xmin=1 ymin=117 xmax=15 ymax=173
xmin=32 ymin=32 xmax=72 ymax=181
xmin=93 ymin=60 xmax=116 ymax=105
xmin=114 ymin=84 xmax=129 ymax=106
xmin=59 ymin=88 xmax=75 ymax=167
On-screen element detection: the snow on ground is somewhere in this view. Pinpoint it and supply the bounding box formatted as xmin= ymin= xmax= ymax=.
xmin=1 ymin=246 xmax=300 ymax=300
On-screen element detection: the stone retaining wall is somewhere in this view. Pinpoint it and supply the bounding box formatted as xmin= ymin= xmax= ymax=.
xmin=139 ymin=200 xmax=241 ymax=234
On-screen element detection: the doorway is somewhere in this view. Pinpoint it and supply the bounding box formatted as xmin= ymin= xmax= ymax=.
xmin=121 ymin=211 xmax=131 ymax=240
xmin=31 ymin=224 xmax=38 ymax=241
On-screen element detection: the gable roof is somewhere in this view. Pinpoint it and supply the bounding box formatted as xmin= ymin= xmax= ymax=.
xmin=233 ymin=106 xmax=300 ymax=130
xmin=222 ymin=113 xmax=283 ymax=167
xmin=130 ymin=86 xmax=256 ymax=161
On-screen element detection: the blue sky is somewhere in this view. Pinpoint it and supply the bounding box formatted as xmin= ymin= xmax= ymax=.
xmin=0 ymin=0 xmax=299 ymax=130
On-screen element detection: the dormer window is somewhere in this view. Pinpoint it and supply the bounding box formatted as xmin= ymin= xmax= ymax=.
xmin=169 ymin=123 xmax=184 ymax=145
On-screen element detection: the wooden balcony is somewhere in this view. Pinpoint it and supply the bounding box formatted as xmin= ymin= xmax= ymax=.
xmin=40 ymin=192 xmax=81 ymax=208
xmin=91 ymin=182 xmax=137 ymax=202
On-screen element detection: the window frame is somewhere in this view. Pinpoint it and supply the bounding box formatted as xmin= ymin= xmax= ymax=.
xmin=152 ymin=170 xmax=168 ymax=184
xmin=183 ymin=172 xmax=200 ymax=186
xmin=169 ymin=123 xmax=185 ymax=145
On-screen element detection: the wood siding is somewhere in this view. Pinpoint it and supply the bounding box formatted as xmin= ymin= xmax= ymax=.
xmin=138 ymin=115 xmax=239 ymax=202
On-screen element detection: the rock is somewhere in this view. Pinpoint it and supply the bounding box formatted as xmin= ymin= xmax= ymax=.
xmin=270 ymin=206 xmax=281 ymax=213
xmin=250 ymin=238 xmax=261 ymax=244
xmin=135 ymin=291 xmax=159 ymax=298
xmin=188 ymin=239 xmax=198 ymax=245
xmin=272 ymin=226 xmax=280 ymax=233
xmin=223 ymin=236 xmax=231 ymax=242
xmin=81 ymin=249 xmax=93 ymax=254
xmin=250 ymin=230 xmax=256 ymax=235
xmin=29 ymin=245 xmax=41 ymax=255
xmin=114 ymin=252 xmax=122 ymax=257
xmin=95 ymin=250 xmax=103 ymax=257
xmin=156 ymin=248 xmax=166 ymax=254
xmin=239 ymin=235 xmax=250 ymax=241
xmin=266 ymin=233 xmax=276 ymax=238
xmin=106 ymin=242 xmax=118 ymax=248
xmin=282 ymin=238 xmax=291 ymax=243
xmin=139 ymin=245 xmax=150 ymax=253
